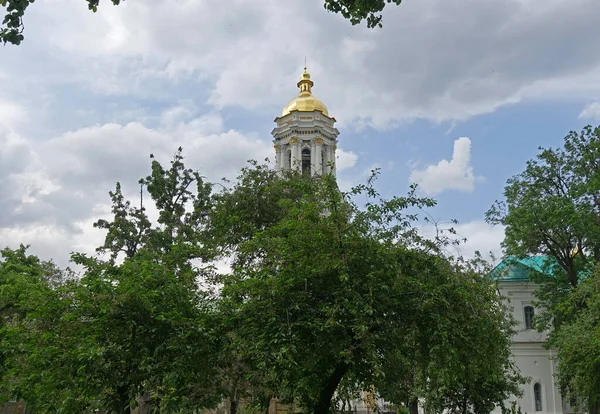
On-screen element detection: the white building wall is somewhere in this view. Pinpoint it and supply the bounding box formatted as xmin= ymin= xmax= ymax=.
xmin=492 ymin=281 xmax=566 ymax=414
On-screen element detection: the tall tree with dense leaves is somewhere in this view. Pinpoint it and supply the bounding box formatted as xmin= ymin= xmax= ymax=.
xmin=486 ymin=125 xmax=600 ymax=288
xmin=1 ymin=150 xmax=222 ymax=412
xmin=73 ymin=149 xmax=220 ymax=412
xmin=0 ymin=245 xmax=71 ymax=405
xmin=376 ymin=255 xmax=525 ymax=414
xmin=552 ymin=266 xmax=600 ymax=414
xmin=1 ymin=0 xmax=403 ymax=45
xmin=211 ymin=164 xmax=524 ymax=414
xmin=486 ymin=124 xmax=600 ymax=414
xmin=2 ymin=150 xmax=524 ymax=413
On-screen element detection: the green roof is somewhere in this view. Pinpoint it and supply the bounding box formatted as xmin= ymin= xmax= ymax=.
xmin=489 ymin=256 xmax=557 ymax=282
xmin=489 ymin=255 xmax=593 ymax=283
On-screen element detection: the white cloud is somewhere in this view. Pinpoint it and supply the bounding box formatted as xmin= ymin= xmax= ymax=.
xmin=0 ymin=128 xmax=42 ymax=227
xmin=419 ymin=220 xmax=505 ymax=261
xmin=578 ymin=101 xmax=600 ymax=120
xmin=2 ymin=0 xmax=600 ymax=267
xmin=40 ymin=116 xmax=272 ymax=190
xmin=159 ymin=101 xmax=198 ymax=127
xmin=0 ymin=110 xmax=274 ymax=263
xmin=4 ymin=0 xmax=600 ymax=128
xmin=0 ymin=130 xmax=31 ymax=174
xmin=409 ymin=137 xmax=484 ymax=196
xmin=0 ymin=218 xmax=107 ymax=269
xmin=337 ymin=149 xmax=358 ymax=171
xmin=0 ymin=100 xmax=26 ymax=129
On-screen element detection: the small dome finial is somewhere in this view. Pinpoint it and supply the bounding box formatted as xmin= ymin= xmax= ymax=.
xmin=298 ymin=62 xmax=313 ymax=97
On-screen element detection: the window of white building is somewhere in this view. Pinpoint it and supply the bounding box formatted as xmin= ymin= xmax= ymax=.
xmin=534 ymin=382 xmax=542 ymax=411
xmin=524 ymin=305 xmax=535 ymax=330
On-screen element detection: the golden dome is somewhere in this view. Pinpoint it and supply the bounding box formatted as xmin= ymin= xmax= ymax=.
xmin=281 ymin=68 xmax=329 ymax=117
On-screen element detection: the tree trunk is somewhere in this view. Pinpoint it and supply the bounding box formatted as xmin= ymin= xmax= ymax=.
xmin=263 ymin=396 xmax=272 ymax=414
xmin=313 ymin=362 xmax=349 ymax=414
xmin=409 ymin=398 xmax=419 ymax=414
xmin=119 ymin=400 xmax=130 ymax=413
xmin=229 ymin=382 xmax=239 ymax=414
xmin=139 ymin=392 xmax=152 ymax=414
xmin=590 ymin=396 xmax=600 ymax=414
xmin=115 ymin=385 xmax=130 ymax=414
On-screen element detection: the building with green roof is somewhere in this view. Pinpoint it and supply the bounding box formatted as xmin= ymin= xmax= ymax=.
xmin=490 ymin=256 xmax=571 ymax=414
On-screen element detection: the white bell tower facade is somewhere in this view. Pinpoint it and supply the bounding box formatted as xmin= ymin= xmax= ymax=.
xmin=272 ymin=67 xmax=340 ymax=177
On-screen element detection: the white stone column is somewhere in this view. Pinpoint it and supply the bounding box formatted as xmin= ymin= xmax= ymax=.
xmin=324 ymin=145 xmax=331 ymax=174
xmin=274 ymin=145 xmax=281 ymax=170
xmin=290 ymin=138 xmax=301 ymax=172
xmin=284 ymin=146 xmax=291 ymax=170
xmin=296 ymin=141 xmax=303 ymax=172
xmin=331 ymin=145 xmax=337 ymax=176
xmin=290 ymin=138 xmax=296 ymax=170
xmin=310 ymin=140 xmax=316 ymax=175
xmin=315 ymin=138 xmax=323 ymax=176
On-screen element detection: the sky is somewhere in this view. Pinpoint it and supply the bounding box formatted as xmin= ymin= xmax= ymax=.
xmin=2 ymin=0 xmax=600 ymax=268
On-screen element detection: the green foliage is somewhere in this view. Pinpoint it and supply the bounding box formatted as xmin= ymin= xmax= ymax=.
xmin=376 ymin=252 xmax=526 ymax=414
xmin=552 ymin=268 xmax=600 ymax=413
xmin=1 ymin=0 xmax=404 ymax=45
xmin=1 ymin=150 xmax=523 ymax=414
xmin=323 ymin=0 xmax=403 ymax=28
xmin=417 ymin=265 xmax=526 ymax=414
xmin=0 ymin=245 xmax=68 ymax=403
xmin=213 ymin=166 xmax=523 ymax=414
xmin=485 ymin=125 xmax=600 ymax=332
xmin=0 ymin=150 xmax=221 ymax=412
xmin=500 ymin=400 xmax=524 ymax=414
xmin=94 ymin=149 xmax=213 ymax=264
xmin=486 ymin=125 xmax=600 ymax=286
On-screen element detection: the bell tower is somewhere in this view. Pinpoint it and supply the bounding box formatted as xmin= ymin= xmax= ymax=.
xmin=272 ymin=67 xmax=340 ymax=176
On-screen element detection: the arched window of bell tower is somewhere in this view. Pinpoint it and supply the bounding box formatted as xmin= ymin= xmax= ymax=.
xmin=301 ymin=148 xmax=311 ymax=175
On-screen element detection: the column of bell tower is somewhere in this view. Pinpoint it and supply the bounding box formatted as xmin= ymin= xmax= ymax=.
xmin=271 ymin=67 xmax=340 ymax=177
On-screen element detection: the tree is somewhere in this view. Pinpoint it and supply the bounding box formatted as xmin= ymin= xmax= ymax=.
xmin=374 ymin=253 xmax=525 ymax=414
xmin=486 ymin=124 xmax=600 ymax=414
xmin=0 ymin=245 xmax=72 ymax=405
xmin=0 ymin=150 xmax=222 ymax=412
xmin=486 ymin=125 xmax=600 ymax=289
xmin=552 ymin=267 xmax=600 ymax=414
xmin=212 ymin=164 xmax=523 ymax=414
xmin=1 ymin=150 xmax=523 ymax=414
xmin=1 ymin=0 xmax=402 ymax=45
xmin=72 ymin=149 xmax=221 ymax=412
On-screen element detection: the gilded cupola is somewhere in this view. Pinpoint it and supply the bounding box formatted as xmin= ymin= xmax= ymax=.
xmin=281 ymin=67 xmax=329 ymax=117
